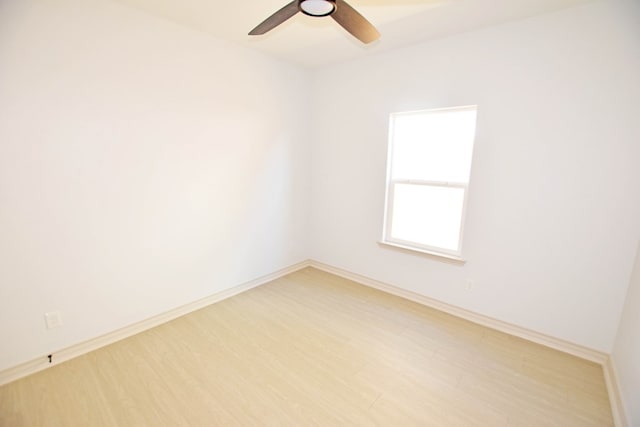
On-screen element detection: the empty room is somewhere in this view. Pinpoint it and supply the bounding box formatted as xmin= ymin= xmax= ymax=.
xmin=1 ymin=0 xmax=639 ymax=425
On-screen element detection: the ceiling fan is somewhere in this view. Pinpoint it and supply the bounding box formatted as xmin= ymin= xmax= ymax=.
xmin=249 ymin=0 xmax=380 ymax=44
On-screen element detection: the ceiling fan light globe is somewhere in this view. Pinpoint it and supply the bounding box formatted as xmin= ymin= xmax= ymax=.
xmin=300 ymin=0 xmax=336 ymax=17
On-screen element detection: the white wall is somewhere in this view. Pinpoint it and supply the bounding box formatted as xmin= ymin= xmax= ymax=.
xmin=1 ymin=0 xmax=638 ymax=376
xmin=0 ymin=0 xmax=310 ymax=371
xmin=309 ymin=0 xmax=640 ymax=352
xmin=612 ymin=242 xmax=640 ymax=425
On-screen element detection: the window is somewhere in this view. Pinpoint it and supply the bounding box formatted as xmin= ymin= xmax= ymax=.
xmin=382 ymin=106 xmax=478 ymax=259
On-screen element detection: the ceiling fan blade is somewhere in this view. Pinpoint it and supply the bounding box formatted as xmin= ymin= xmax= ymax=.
xmin=249 ymin=1 xmax=299 ymax=36
xmin=331 ymin=0 xmax=380 ymax=44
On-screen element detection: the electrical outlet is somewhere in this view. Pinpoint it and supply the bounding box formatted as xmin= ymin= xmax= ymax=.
xmin=465 ymin=280 xmax=475 ymax=291
xmin=44 ymin=311 xmax=63 ymax=329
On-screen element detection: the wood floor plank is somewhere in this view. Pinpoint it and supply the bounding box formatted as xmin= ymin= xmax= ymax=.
xmin=0 ymin=267 xmax=613 ymax=426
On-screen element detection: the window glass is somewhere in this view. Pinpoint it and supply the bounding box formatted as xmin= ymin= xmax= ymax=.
xmin=384 ymin=106 xmax=478 ymax=257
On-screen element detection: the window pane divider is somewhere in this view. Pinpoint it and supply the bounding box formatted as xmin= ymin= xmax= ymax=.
xmin=391 ymin=179 xmax=467 ymax=188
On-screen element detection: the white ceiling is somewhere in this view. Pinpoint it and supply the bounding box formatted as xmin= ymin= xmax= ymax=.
xmin=112 ymin=0 xmax=594 ymax=68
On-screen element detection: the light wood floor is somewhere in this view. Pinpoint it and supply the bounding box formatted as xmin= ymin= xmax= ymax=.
xmin=0 ymin=267 xmax=613 ymax=426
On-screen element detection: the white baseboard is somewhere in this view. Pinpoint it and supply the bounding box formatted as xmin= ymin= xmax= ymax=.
xmin=309 ymin=261 xmax=633 ymax=425
xmin=309 ymin=260 xmax=608 ymax=364
xmin=1 ymin=258 xmax=626 ymax=427
xmin=0 ymin=260 xmax=311 ymax=387
xmin=603 ymin=356 xmax=630 ymax=427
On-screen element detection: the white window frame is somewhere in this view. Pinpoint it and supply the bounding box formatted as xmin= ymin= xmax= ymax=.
xmin=381 ymin=106 xmax=477 ymax=261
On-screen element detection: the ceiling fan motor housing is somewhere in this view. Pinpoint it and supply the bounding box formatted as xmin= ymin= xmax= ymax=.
xmin=299 ymin=0 xmax=337 ymax=17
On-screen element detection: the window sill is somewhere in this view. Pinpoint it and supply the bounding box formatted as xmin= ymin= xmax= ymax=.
xmin=377 ymin=241 xmax=467 ymax=265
